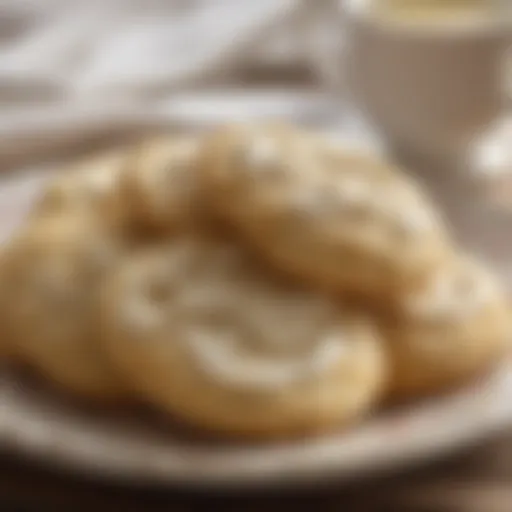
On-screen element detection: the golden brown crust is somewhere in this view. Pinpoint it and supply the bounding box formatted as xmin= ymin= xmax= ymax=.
xmin=383 ymin=256 xmax=511 ymax=400
xmin=31 ymin=150 xmax=130 ymax=229
xmin=198 ymin=123 xmax=452 ymax=305
xmin=117 ymin=135 xmax=203 ymax=235
xmin=0 ymin=215 xmax=128 ymax=402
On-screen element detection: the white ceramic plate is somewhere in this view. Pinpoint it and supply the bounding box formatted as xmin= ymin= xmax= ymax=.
xmin=1 ymin=158 xmax=512 ymax=490
xmin=1 ymin=362 xmax=512 ymax=489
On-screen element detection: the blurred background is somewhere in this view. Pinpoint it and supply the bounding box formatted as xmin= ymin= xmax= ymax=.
xmin=0 ymin=0 xmax=509 ymax=272
xmin=0 ymin=1 xmax=511 ymax=510
xmin=0 ymin=0 xmax=508 ymax=168
xmin=0 ymin=0 xmax=356 ymax=168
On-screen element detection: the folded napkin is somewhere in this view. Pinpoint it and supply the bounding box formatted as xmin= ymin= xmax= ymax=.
xmin=0 ymin=0 xmax=347 ymax=168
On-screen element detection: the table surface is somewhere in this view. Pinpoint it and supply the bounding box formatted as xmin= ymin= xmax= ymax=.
xmin=2 ymin=431 xmax=512 ymax=512
xmin=1 ymin=109 xmax=512 ymax=512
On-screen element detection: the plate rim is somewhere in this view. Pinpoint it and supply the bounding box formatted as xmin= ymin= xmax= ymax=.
xmin=1 ymin=361 xmax=512 ymax=489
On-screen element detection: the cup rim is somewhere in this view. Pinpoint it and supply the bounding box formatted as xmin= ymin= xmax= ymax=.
xmin=344 ymin=0 xmax=511 ymax=38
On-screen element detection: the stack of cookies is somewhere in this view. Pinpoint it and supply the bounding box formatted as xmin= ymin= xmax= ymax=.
xmin=0 ymin=123 xmax=509 ymax=440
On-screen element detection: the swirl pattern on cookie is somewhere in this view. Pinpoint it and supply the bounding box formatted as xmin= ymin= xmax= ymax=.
xmin=199 ymin=123 xmax=451 ymax=302
xmin=102 ymin=236 xmax=386 ymax=438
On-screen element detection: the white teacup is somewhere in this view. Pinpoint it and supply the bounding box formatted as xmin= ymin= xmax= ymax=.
xmin=344 ymin=0 xmax=511 ymax=161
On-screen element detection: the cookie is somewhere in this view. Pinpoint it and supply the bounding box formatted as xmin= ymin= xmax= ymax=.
xmin=31 ymin=150 xmax=129 ymax=227
xmin=0 ymin=215 xmax=129 ymax=401
xmin=118 ymin=135 xmax=201 ymax=234
xmin=384 ymin=255 xmax=510 ymax=400
xmin=101 ymin=236 xmax=387 ymax=439
xmin=199 ymin=123 xmax=451 ymax=304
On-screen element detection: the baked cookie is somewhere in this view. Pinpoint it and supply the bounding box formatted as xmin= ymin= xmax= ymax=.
xmin=101 ymin=236 xmax=387 ymax=439
xmin=384 ymin=255 xmax=511 ymax=400
xmin=0 ymin=215 xmax=129 ymax=401
xmin=31 ymin=150 xmax=129 ymax=227
xmin=118 ymin=135 xmax=201 ymax=234
xmin=199 ymin=123 xmax=451 ymax=303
